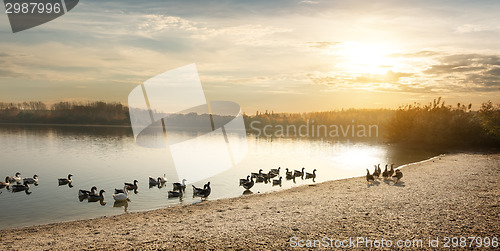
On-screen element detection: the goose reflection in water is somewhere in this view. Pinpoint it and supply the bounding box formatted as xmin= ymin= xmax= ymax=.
xmin=113 ymin=199 xmax=129 ymax=212
xmin=242 ymin=190 xmax=253 ymax=195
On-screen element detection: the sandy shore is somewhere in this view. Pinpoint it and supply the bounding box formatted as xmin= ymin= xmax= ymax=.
xmin=1 ymin=153 xmax=499 ymax=250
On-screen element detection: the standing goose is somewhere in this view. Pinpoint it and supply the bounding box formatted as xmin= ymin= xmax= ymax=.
xmin=242 ymin=176 xmax=255 ymax=190
xmin=9 ymin=172 xmax=21 ymax=183
xmin=372 ymin=165 xmax=380 ymax=178
xmin=388 ymin=164 xmax=395 ymax=177
xmin=23 ymin=175 xmax=39 ymax=184
xmin=366 ymin=169 xmax=374 ymax=183
xmin=305 ymin=169 xmax=317 ymax=179
xmin=197 ymin=182 xmax=211 ymax=199
xmin=0 ymin=176 xmax=11 ymax=188
xmin=377 ymin=164 xmax=382 ymax=176
xmin=12 ymin=181 xmax=29 ymax=192
xmin=239 ymin=175 xmax=250 ymax=186
xmin=125 ymin=180 xmax=138 ymax=190
xmin=272 ymin=177 xmax=282 ymax=186
xmin=58 ymin=174 xmax=73 ymax=185
xmin=112 ymin=186 xmax=129 ymax=202
xmin=393 ymin=170 xmax=403 ymax=184
xmin=173 ymin=179 xmax=186 ymax=191
xmin=79 ymin=186 xmax=97 ymax=197
xmin=382 ymin=165 xmax=389 ymax=179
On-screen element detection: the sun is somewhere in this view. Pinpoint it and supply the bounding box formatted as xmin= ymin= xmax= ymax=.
xmin=331 ymin=42 xmax=396 ymax=75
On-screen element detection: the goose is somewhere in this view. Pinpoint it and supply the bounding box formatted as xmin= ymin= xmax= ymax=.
xmin=149 ymin=176 xmax=162 ymax=186
xmin=173 ymin=179 xmax=186 ymax=191
xmin=8 ymin=172 xmax=21 ymax=183
xmin=255 ymin=175 xmax=266 ymax=183
xmin=242 ymin=176 xmax=254 ymax=190
xmin=294 ymin=167 xmax=305 ymax=177
xmin=160 ymin=174 xmax=167 ymax=184
xmin=388 ymin=164 xmax=395 ymax=177
xmin=112 ymin=186 xmax=128 ymax=202
xmin=285 ymin=171 xmax=295 ymax=180
xmin=366 ymin=169 xmax=374 ymax=183
xmin=272 ymin=177 xmax=282 ymax=186
xmin=382 ymin=165 xmax=389 ymax=179
xmin=23 ymin=175 xmax=39 ymax=184
xmin=270 ymin=167 xmax=280 ymax=174
xmin=58 ymin=174 xmax=73 ymax=185
xmin=88 ymin=189 xmax=105 ymax=202
xmin=192 ymin=184 xmax=204 ymax=196
xmin=197 ymin=182 xmax=211 ymax=199
xmin=0 ymin=176 xmax=10 ymax=188
xmin=12 ymin=181 xmax=29 ymax=192
xmin=79 ymin=186 xmax=97 ymax=197
xmin=239 ymin=175 xmax=250 ymax=186
xmin=125 ymin=180 xmax=138 ymax=190
xmin=372 ymin=165 xmax=380 ymax=178
xmin=377 ymin=164 xmax=382 ymax=176
xmin=305 ymin=169 xmax=317 ymax=179
xmin=285 ymin=168 xmax=293 ymax=177
xmin=268 ymin=171 xmax=278 ymax=179
xmin=392 ymin=170 xmax=403 ymax=184
xmin=251 ymin=169 xmax=263 ymax=178
xmin=168 ymin=187 xmax=183 ymax=198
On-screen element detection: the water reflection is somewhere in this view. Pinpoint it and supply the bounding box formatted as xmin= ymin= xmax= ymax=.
xmin=0 ymin=125 xmax=441 ymax=229
xmin=113 ymin=199 xmax=129 ymax=212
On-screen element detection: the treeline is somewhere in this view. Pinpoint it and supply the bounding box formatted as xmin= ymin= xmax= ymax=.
xmin=1 ymin=99 xmax=499 ymax=147
xmin=385 ymin=98 xmax=500 ymax=147
xmin=0 ymin=101 xmax=129 ymax=125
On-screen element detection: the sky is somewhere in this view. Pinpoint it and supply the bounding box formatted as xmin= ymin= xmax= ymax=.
xmin=0 ymin=0 xmax=499 ymax=113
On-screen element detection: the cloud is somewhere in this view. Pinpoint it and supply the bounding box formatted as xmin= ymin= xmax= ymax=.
xmin=299 ymin=0 xmax=319 ymax=4
xmin=307 ymin=41 xmax=341 ymax=49
xmin=456 ymin=24 xmax=498 ymax=33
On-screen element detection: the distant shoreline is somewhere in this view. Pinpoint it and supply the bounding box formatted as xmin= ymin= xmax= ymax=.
xmin=0 ymin=122 xmax=132 ymax=128
xmin=1 ymin=153 xmax=498 ymax=249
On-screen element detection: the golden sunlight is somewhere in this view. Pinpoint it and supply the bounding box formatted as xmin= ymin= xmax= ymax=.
xmin=333 ymin=42 xmax=396 ymax=75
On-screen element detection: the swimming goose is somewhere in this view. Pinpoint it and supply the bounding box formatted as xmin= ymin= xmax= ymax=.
xmin=382 ymin=165 xmax=389 ymax=179
xmin=239 ymin=175 xmax=250 ymax=186
xmin=23 ymin=175 xmax=39 ymax=184
xmin=242 ymin=176 xmax=255 ymax=190
xmin=0 ymin=176 xmax=10 ymax=188
xmin=112 ymin=186 xmax=128 ymax=202
xmin=372 ymin=165 xmax=380 ymax=178
xmin=168 ymin=186 xmax=184 ymax=198
xmin=125 ymin=180 xmax=138 ymax=190
xmin=197 ymin=182 xmax=211 ymax=199
xmin=79 ymin=186 xmax=97 ymax=197
xmin=388 ymin=164 xmax=395 ymax=177
xmin=88 ymin=189 xmax=105 ymax=201
xmin=58 ymin=174 xmax=73 ymax=185
xmin=268 ymin=171 xmax=278 ymax=179
xmin=8 ymin=172 xmax=21 ymax=183
xmin=305 ymin=169 xmax=317 ymax=179
xmin=255 ymin=175 xmax=266 ymax=183
xmin=366 ymin=169 xmax=374 ymax=183
xmin=173 ymin=179 xmax=186 ymax=191
xmin=160 ymin=174 xmax=167 ymax=184
xmin=12 ymin=181 xmax=29 ymax=192
xmin=294 ymin=167 xmax=305 ymax=177
xmin=251 ymin=169 xmax=263 ymax=178
xmin=149 ymin=176 xmax=162 ymax=186
xmin=270 ymin=167 xmax=280 ymax=174
xmin=285 ymin=168 xmax=293 ymax=177
xmin=285 ymin=171 xmax=295 ymax=180
xmin=392 ymin=169 xmax=403 ymax=184
xmin=272 ymin=177 xmax=282 ymax=186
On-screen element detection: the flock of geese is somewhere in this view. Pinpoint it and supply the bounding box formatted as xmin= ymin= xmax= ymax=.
xmin=0 ymin=172 xmax=211 ymax=202
xmin=365 ymin=164 xmax=403 ymax=184
xmin=239 ymin=167 xmax=317 ymax=192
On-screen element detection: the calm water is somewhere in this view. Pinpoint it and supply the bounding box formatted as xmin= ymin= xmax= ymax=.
xmin=0 ymin=125 xmax=439 ymax=229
